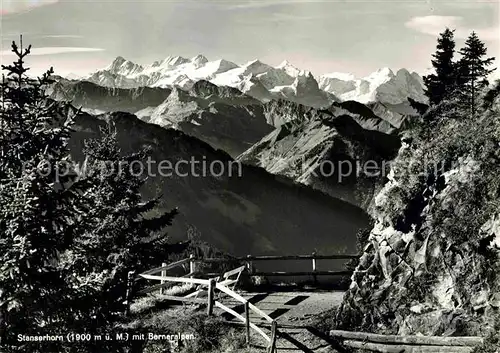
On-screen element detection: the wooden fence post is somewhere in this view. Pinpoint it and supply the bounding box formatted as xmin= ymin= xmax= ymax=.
xmin=160 ymin=262 xmax=167 ymax=295
xmin=189 ymin=254 xmax=195 ymax=277
xmin=244 ymin=301 xmax=250 ymax=347
xmin=246 ymin=254 xmax=253 ymax=274
xmin=207 ymin=279 xmax=215 ymax=316
xmin=125 ymin=270 xmax=135 ymax=317
xmin=312 ymin=251 xmax=317 ymax=284
xmin=267 ymin=320 xmax=277 ymax=353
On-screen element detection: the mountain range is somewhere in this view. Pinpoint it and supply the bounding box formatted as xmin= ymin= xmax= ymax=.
xmin=84 ymin=55 xmax=427 ymax=109
xmin=48 ymin=77 xmax=409 ymax=161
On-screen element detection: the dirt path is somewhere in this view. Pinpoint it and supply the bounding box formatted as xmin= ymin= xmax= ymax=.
xmin=215 ymin=290 xmax=345 ymax=352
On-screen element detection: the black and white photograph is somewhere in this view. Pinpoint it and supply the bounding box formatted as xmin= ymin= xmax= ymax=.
xmin=0 ymin=0 xmax=499 ymax=352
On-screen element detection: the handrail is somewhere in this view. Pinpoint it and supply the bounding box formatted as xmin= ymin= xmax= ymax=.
xmin=249 ymin=303 xmax=274 ymax=324
xmin=202 ymin=254 xmax=359 ymax=262
xmin=139 ymin=274 xmax=209 ymax=285
xmin=136 ymin=271 xmax=198 ymax=295
xmin=141 ymin=258 xmax=191 ymax=276
xmin=252 ymin=270 xmax=352 ymax=276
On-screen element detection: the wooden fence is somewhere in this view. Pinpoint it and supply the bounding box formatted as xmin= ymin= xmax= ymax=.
xmin=134 ymin=256 xmax=279 ymax=352
xmin=200 ymin=252 xmax=359 ymax=280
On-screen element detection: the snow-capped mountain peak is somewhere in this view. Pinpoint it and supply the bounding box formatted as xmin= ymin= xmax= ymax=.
xmin=366 ymin=67 xmax=395 ymax=84
xmin=191 ymin=54 xmax=209 ymax=67
xmin=277 ymin=60 xmax=292 ymax=68
xmin=149 ymin=56 xmax=190 ymax=69
xmin=376 ymin=67 xmax=394 ymax=75
xmin=106 ymin=56 xmax=144 ymax=76
xmin=292 ymin=71 xmax=319 ymax=93
xmin=322 ymin=72 xmax=356 ymax=81
xmin=165 ymin=55 xmax=190 ymax=67
xmin=107 ymin=56 xmax=127 ymax=69
xmin=277 ymin=60 xmax=302 ymax=77
xmin=319 ymin=67 xmax=426 ymax=105
xmin=243 ymin=59 xmax=273 ymax=75
xmin=65 ymin=72 xmax=82 ymax=80
xmin=197 ymin=59 xmax=239 ymax=78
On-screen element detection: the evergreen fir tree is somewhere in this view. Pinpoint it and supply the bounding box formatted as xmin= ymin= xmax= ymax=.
xmin=423 ymin=28 xmax=457 ymax=106
xmin=0 ymin=39 xmax=93 ymax=352
xmin=0 ymin=38 xmax=178 ymax=353
xmin=457 ymin=31 xmax=496 ymax=116
xmin=64 ymin=123 xmax=177 ymax=329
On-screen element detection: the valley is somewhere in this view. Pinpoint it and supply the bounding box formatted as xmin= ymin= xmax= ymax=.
xmin=48 ymin=55 xmax=425 ymax=259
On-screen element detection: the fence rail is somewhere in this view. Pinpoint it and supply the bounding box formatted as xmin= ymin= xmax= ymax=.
xmin=201 ymin=254 xmax=360 ymax=262
xmin=251 ymin=270 xmax=352 ymax=276
xmin=214 ymin=301 xmax=271 ymax=343
xmin=200 ymin=252 xmax=359 ymax=281
xmin=140 ymin=257 xmax=192 ymax=276
xmin=330 ymin=330 xmax=484 ymax=353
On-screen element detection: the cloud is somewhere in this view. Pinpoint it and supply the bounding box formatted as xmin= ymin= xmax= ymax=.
xmin=0 ymin=0 xmax=60 ymax=15
xmin=0 ymin=47 xmax=105 ymax=56
xmin=43 ymin=35 xmax=84 ymax=39
xmin=225 ymin=0 xmax=315 ymax=10
xmin=405 ymin=15 xmax=499 ymax=41
xmin=271 ymin=13 xmax=324 ymax=21
xmin=405 ymin=16 xmax=463 ymax=35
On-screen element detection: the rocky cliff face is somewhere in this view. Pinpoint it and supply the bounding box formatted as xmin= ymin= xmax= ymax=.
xmin=337 ymin=91 xmax=500 ymax=338
xmin=238 ymin=110 xmax=400 ymax=211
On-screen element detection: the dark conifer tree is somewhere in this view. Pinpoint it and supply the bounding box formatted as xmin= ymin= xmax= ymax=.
xmin=64 ymin=123 xmax=178 ymax=328
xmin=423 ymin=28 xmax=457 ymax=106
xmin=457 ymin=31 xmax=496 ymax=116
xmin=0 ymin=39 xmax=177 ymax=353
xmin=0 ymin=39 xmax=92 ymax=352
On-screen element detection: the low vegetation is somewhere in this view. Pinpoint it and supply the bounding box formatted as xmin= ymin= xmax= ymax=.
xmin=126 ymin=304 xmax=247 ymax=353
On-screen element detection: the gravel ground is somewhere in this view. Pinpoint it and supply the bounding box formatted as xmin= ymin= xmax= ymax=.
xmin=217 ymin=290 xmax=346 ymax=352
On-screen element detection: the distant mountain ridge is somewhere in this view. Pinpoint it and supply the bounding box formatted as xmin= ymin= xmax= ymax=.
xmin=46 ymin=78 xmax=172 ymax=114
xmin=83 ymin=55 xmax=426 ymax=108
xmin=48 ymin=78 xmax=414 ymax=158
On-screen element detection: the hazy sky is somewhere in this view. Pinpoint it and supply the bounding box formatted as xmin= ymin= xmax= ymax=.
xmin=1 ymin=0 xmax=499 ymax=77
